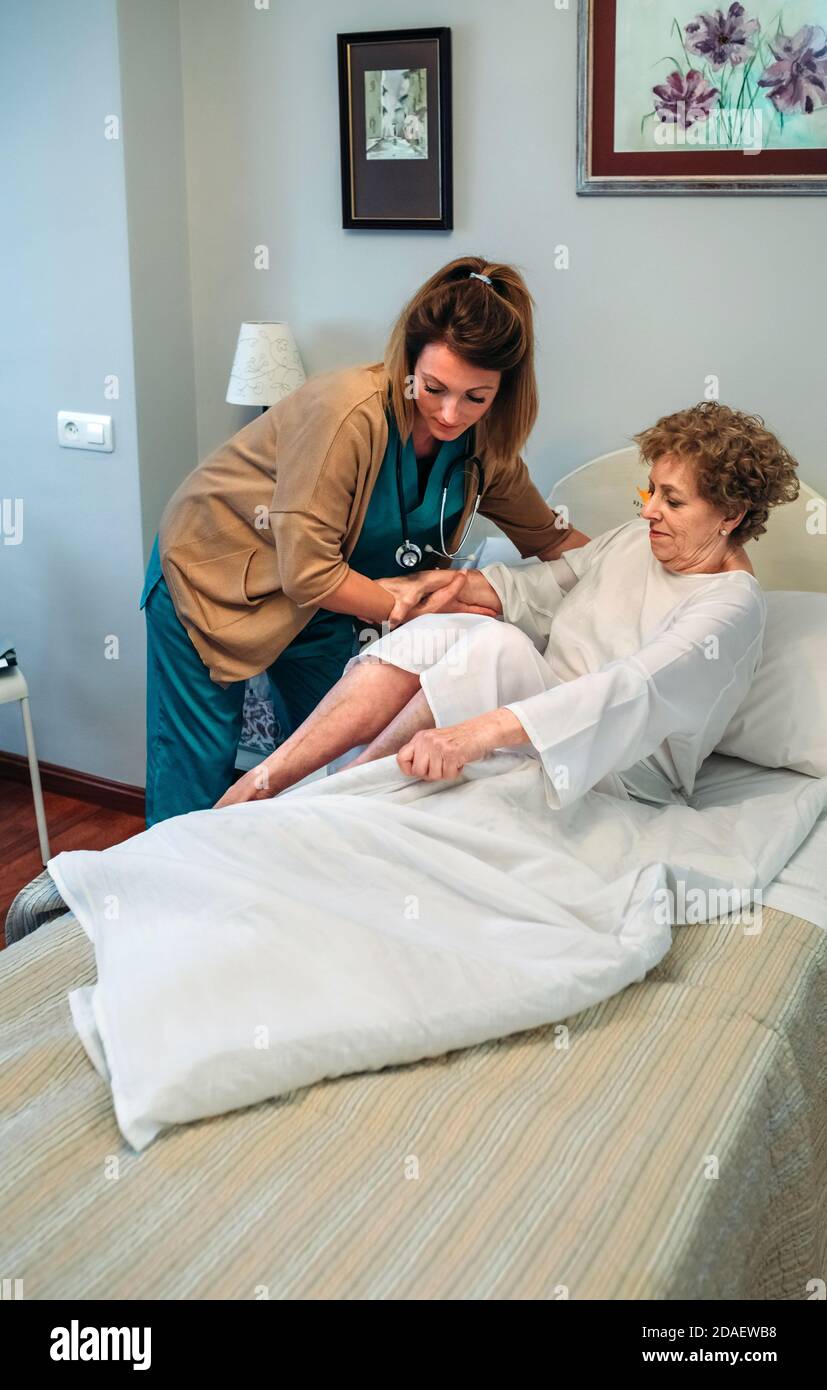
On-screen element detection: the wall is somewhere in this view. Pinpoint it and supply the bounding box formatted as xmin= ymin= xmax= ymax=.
xmin=117 ymin=0 xmax=198 ymax=559
xmin=0 ymin=0 xmax=146 ymax=784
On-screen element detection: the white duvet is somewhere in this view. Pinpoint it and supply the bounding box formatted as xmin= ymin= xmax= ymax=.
xmin=47 ymin=521 xmax=827 ymax=1150
xmin=47 ymin=745 xmax=826 ymax=1151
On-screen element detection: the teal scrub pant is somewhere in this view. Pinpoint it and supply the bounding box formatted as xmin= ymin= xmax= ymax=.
xmin=143 ymin=572 xmax=358 ymax=826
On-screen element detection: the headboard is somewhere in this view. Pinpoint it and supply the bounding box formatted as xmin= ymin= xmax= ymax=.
xmin=548 ymin=446 xmax=827 ymax=594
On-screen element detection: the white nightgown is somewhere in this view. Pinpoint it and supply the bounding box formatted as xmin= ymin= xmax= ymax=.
xmin=348 ymin=520 xmax=767 ymax=811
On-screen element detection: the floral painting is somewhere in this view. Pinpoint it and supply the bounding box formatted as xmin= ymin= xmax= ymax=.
xmin=614 ymin=1 xmax=827 ymax=152
xmin=578 ymin=0 xmax=827 ymax=192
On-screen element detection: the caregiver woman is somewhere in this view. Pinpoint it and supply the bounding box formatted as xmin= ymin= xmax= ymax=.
xmin=139 ymin=255 xmax=588 ymax=824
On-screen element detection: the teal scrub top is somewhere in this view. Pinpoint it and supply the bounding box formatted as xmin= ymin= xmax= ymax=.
xmin=347 ymin=411 xmax=470 ymax=578
xmin=140 ymin=411 xmax=472 ymax=647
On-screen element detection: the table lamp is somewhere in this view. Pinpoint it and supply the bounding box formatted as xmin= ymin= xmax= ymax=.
xmin=226 ymin=321 xmax=306 ymax=412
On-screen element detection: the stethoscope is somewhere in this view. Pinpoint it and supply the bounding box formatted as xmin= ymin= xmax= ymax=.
xmin=390 ymin=407 xmax=486 ymax=570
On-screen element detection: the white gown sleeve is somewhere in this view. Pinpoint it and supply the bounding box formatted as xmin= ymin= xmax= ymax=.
xmin=478 ymin=558 xmax=575 ymax=651
xmin=503 ymin=582 xmax=766 ymax=809
xmin=552 ymin=522 xmax=632 ymax=579
xmin=477 ymin=523 xmax=633 ymax=651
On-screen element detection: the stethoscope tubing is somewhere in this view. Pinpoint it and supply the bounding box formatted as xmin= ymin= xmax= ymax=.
xmin=394 ymin=431 xmax=485 ymax=568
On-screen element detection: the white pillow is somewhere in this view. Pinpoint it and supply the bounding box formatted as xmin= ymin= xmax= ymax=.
xmin=715 ymin=590 xmax=827 ymax=777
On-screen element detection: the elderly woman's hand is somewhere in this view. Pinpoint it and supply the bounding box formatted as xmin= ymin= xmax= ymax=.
xmin=213 ymin=763 xmax=274 ymax=808
xmin=397 ymin=707 xmax=528 ymax=781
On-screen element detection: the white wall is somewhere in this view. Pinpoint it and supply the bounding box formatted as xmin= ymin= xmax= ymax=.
xmin=118 ymin=0 xmax=198 ymax=559
xmin=0 ymin=0 xmax=146 ymax=784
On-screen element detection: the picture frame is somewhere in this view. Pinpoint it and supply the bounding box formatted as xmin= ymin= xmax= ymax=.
xmin=577 ymin=0 xmax=827 ymax=194
xmin=337 ymin=26 xmax=453 ymax=228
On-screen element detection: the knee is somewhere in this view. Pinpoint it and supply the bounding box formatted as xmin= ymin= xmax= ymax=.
xmin=466 ymin=618 xmax=537 ymax=663
xmin=344 ymin=650 xmax=420 ymax=683
xmin=343 ymin=652 xmax=378 ymax=675
xmin=352 ymin=613 xmax=487 ymax=674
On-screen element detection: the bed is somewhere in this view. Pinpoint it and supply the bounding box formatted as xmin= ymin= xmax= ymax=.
xmin=2 ymin=448 xmax=826 ymax=1300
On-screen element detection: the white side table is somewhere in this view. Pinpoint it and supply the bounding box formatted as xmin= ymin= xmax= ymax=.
xmin=0 ymin=665 xmax=50 ymax=863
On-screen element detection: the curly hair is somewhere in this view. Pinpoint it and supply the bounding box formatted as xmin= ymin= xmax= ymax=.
xmin=633 ymin=401 xmax=800 ymax=544
xmin=384 ymin=255 xmax=538 ymax=465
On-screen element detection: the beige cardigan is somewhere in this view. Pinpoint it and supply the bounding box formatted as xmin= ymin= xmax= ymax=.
xmin=159 ymin=360 xmax=572 ymax=687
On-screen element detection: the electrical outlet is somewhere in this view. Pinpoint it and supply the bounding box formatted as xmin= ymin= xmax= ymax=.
xmin=57 ymin=411 xmax=114 ymax=452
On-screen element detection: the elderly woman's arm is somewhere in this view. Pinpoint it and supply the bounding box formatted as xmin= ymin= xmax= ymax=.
xmin=381 ymin=550 xmax=584 ymax=633
xmin=476 ymin=556 xmax=580 ymax=649
xmin=398 ymin=583 xmax=766 ymax=797
xmin=464 ymin=523 xmax=640 ymax=650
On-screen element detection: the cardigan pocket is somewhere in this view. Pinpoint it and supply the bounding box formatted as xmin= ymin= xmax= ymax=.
xmin=186 ymin=546 xmax=259 ymax=632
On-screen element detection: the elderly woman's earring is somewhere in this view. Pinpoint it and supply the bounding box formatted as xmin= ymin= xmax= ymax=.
xmin=720 ymin=528 xmax=728 ymax=535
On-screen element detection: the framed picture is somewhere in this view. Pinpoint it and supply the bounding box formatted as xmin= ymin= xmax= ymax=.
xmin=577 ymin=0 xmax=827 ymax=194
xmin=337 ymin=27 xmax=453 ymax=228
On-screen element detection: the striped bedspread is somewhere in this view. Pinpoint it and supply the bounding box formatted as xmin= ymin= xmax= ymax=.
xmin=1 ymin=904 xmax=825 ymax=1299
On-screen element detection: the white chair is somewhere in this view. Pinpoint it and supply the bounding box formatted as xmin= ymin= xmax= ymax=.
xmin=0 ymin=663 xmax=50 ymax=863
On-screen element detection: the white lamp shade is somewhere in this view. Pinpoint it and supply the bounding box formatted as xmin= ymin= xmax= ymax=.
xmin=226 ymin=321 xmax=306 ymax=406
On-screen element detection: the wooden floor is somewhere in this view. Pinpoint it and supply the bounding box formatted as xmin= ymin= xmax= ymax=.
xmin=0 ymin=779 xmax=145 ymax=949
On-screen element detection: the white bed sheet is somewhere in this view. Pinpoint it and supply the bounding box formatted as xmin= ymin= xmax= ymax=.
xmin=689 ymin=752 xmax=827 ymax=929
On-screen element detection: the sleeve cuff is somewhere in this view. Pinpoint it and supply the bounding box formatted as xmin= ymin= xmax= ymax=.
xmin=503 ymin=700 xmax=564 ymax=809
xmin=290 ymin=562 xmax=351 ymax=609
xmin=478 ymin=562 xmax=510 ymax=616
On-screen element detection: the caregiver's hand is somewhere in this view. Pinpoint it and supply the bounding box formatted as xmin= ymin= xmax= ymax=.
xmin=212 ymin=763 xmax=273 ymax=808
xmin=376 ymin=569 xmax=501 ymax=628
xmin=397 ymin=708 xmax=529 ymax=782
xmin=375 ymin=569 xmax=463 ymax=627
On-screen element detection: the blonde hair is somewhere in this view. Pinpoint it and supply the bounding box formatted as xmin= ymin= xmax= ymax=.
xmin=633 ymin=401 xmax=800 ymax=544
xmin=383 ymin=255 xmax=538 ymax=464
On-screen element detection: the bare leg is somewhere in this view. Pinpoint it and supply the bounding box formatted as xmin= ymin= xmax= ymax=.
xmin=260 ymin=656 xmax=421 ymax=796
xmin=339 ymin=688 xmax=436 ymax=770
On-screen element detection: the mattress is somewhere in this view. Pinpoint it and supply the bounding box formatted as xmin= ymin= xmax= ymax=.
xmin=2 ymin=752 xmax=825 ymax=1298
xmin=1 ymin=892 xmax=825 ymax=1298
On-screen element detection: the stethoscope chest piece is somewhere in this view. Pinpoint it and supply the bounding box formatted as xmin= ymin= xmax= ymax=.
xmin=395 ymin=540 xmax=423 ymax=569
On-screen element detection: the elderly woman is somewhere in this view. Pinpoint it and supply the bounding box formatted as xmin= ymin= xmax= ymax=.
xmin=216 ymin=400 xmax=799 ymax=812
